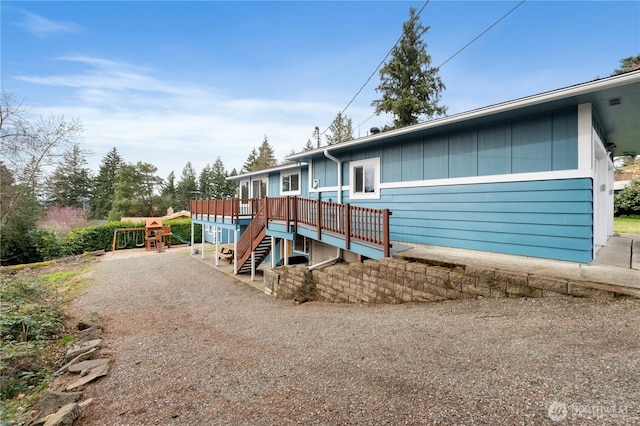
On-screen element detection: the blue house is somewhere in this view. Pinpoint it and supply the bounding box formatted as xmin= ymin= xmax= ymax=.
xmin=191 ymin=70 xmax=639 ymax=273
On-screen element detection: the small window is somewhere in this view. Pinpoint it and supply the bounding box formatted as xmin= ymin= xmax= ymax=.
xmin=350 ymin=158 xmax=380 ymax=199
xmin=240 ymin=181 xmax=249 ymax=201
xmin=281 ymin=171 xmax=300 ymax=195
xmin=294 ymin=234 xmax=309 ymax=254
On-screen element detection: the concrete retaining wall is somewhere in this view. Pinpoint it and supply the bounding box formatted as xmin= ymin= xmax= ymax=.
xmin=264 ymin=257 xmax=626 ymax=303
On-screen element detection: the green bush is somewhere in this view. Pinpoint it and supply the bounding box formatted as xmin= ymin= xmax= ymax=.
xmin=166 ymin=219 xmax=201 ymax=245
xmin=61 ymin=221 xmax=143 ymax=254
xmin=614 ymin=179 xmax=640 ymax=216
xmin=33 ymin=229 xmax=63 ymax=260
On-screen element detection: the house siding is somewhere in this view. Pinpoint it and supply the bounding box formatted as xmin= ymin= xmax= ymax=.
xmin=343 ymin=178 xmax=593 ymax=263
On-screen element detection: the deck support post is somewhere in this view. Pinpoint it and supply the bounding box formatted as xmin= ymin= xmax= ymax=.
xmin=214 ymin=226 xmax=219 ymax=267
xmin=271 ymin=236 xmax=276 ymax=268
xmin=233 ymin=228 xmax=239 ymax=274
xmin=251 ymin=251 xmax=256 ymax=282
xmin=190 ymin=220 xmax=195 ymax=254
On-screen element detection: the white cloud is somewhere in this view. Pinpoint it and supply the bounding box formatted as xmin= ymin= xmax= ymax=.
xmin=16 ymin=10 xmax=83 ymax=38
xmin=22 ymin=56 xmax=355 ymax=179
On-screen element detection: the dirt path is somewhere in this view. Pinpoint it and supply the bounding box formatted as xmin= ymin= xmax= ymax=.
xmin=70 ymin=249 xmax=640 ymax=425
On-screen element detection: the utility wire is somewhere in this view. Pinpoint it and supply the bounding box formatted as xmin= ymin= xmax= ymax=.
xmin=323 ymin=0 xmax=526 ymax=139
xmin=436 ymin=0 xmax=526 ymax=70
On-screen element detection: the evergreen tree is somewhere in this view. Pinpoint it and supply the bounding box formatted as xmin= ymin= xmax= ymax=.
xmin=210 ymin=157 xmax=228 ymax=199
xmin=303 ymin=138 xmax=315 ymax=151
xmin=253 ymin=136 xmax=278 ymax=171
xmin=46 ymin=143 xmax=93 ymax=209
xmin=175 ymin=162 xmax=198 ymax=210
xmin=371 ymin=7 xmax=446 ymax=128
xmin=198 ymin=165 xmax=212 ymax=199
xmin=326 ymin=112 xmax=354 ymax=145
xmin=613 ymin=55 xmax=640 ymax=75
xmin=161 ymin=171 xmax=177 ymax=208
xmin=226 ymin=168 xmax=239 ymax=198
xmin=0 ymin=162 xmax=42 ymax=265
xmin=242 ymin=148 xmax=259 ymax=173
xmin=91 ymin=147 xmax=123 ymax=219
xmin=109 ymin=162 xmax=163 ymax=220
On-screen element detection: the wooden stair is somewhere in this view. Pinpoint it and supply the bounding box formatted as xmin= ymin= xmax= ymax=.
xmin=237 ymin=228 xmax=271 ymax=274
xmin=235 ymin=201 xmax=271 ymax=274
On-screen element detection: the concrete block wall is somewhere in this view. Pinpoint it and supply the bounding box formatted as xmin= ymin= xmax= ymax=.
xmin=268 ymin=257 xmax=626 ymax=303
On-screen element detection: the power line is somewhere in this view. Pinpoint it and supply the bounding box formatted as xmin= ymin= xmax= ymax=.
xmin=436 ymin=0 xmax=526 ymax=70
xmin=319 ymin=1 xmax=431 ymax=136
xmin=322 ymin=0 xmax=526 ymax=139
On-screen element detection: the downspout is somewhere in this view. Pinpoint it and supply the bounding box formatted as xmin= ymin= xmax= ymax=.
xmin=323 ymin=149 xmax=342 ymax=204
xmin=307 ymin=149 xmax=342 ymax=270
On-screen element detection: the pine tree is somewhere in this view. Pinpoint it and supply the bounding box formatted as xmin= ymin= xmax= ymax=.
xmin=303 ymin=139 xmax=315 ymax=151
xmin=209 ymin=157 xmax=229 ymax=199
xmin=109 ymin=162 xmax=163 ymax=220
xmin=254 ymin=136 xmax=278 ymax=171
xmin=175 ymin=162 xmax=198 ymax=210
xmin=46 ymin=143 xmax=93 ymax=209
xmin=198 ymin=165 xmax=212 ymax=199
xmin=161 ymin=171 xmax=177 ymax=208
xmin=326 ymin=112 xmax=354 ymax=145
xmin=91 ymin=147 xmax=123 ymax=219
xmin=371 ymin=7 xmax=446 ymax=128
xmin=242 ymin=148 xmax=258 ymax=173
xmin=614 ymin=55 xmax=640 ymax=75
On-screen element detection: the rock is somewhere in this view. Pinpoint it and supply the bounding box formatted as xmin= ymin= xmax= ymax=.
xmin=67 ymin=358 xmax=110 ymax=376
xmin=66 ymin=339 xmax=102 ymax=360
xmin=66 ymin=360 xmax=110 ymax=391
xmin=78 ymin=398 xmax=94 ymax=409
xmin=294 ymin=295 xmax=308 ymax=304
xmin=77 ymin=312 xmax=102 ymax=331
xmin=56 ymin=347 xmax=99 ymax=375
xmin=34 ymin=390 xmax=82 ymax=420
xmin=77 ymin=326 xmax=102 ymax=343
xmin=42 ymin=403 xmax=80 ymax=426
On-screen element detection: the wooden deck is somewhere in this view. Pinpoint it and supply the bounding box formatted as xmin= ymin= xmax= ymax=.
xmin=191 ymin=197 xmax=392 ymax=257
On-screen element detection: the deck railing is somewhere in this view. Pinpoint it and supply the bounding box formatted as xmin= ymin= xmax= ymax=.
xmin=191 ymin=196 xmax=391 ymax=257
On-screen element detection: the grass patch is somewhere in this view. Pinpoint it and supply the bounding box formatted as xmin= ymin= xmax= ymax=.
xmin=614 ymin=216 xmax=640 ymax=234
xmin=0 ymin=260 xmax=95 ymax=424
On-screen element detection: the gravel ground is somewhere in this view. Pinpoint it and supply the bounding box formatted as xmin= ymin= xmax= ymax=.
xmin=69 ymin=249 xmax=640 ymax=425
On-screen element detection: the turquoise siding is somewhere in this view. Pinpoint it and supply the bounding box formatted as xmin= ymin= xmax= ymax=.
xmin=268 ymin=174 xmax=280 ymax=197
xmin=364 ymin=107 xmax=578 ymax=183
xmin=343 ymin=178 xmax=593 ymax=263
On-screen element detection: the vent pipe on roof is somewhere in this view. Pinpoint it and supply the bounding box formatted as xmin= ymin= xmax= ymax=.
xmin=370 ymin=127 xmax=381 ymax=135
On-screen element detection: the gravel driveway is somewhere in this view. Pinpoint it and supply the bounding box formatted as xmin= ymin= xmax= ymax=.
xmin=70 ymin=249 xmax=640 ymax=425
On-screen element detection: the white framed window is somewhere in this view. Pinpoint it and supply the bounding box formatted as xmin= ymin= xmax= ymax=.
xmin=281 ymin=171 xmax=301 ymax=195
xmin=350 ymin=158 xmax=380 ymax=199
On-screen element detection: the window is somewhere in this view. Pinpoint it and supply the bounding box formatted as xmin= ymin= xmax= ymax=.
xmin=294 ymin=234 xmax=309 ymax=254
xmin=240 ymin=181 xmax=249 ymax=201
xmin=281 ymin=171 xmax=300 ymax=195
xmin=350 ymin=158 xmax=380 ymax=199
xmin=252 ymin=178 xmax=267 ymax=198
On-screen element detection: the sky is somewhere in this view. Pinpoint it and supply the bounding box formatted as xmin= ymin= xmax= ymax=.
xmin=2 ymin=0 xmax=639 ymax=181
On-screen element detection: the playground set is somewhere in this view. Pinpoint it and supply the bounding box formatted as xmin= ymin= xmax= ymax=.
xmin=111 ymin=219 xmax=173 ymax=253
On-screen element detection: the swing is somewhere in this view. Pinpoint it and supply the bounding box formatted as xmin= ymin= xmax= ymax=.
xmin=134 ymin=230 xmax=145 ymax=247
xmin=116 ymin=230 xmax=128 ymax=249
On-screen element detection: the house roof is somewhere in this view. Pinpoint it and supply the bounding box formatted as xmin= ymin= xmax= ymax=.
xmin=287 ymin=70 xmax=640 ymax=162
xmin=227 ymin=161 xmax=307 ymax=181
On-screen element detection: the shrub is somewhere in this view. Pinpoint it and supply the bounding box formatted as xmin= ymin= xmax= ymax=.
xmin=614 ymin=179 xmax=640 ymax=216
xmin=33 ymin=228 xmax=64 ymax=261
xmin=61 ymin=221 xmax=142 ymax=254
xmin=165 ymin=219 xmax=201 ymax=245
